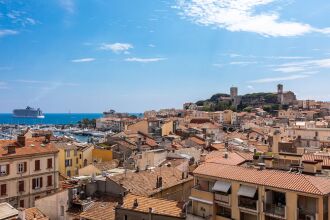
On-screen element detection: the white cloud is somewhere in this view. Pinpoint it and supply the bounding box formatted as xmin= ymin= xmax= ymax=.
xmin=59 ymin=0 xmax=75 ymax=13
xmin=273 ymin=58 xmax=330 ymax=73
xmin=148 ymin=44 xmax=156 ymax=48
xmin=125 ymin=57 xmax=167 ymax=63
xmin=0 ymin=29 xmax=18 ymax=37
xmin=266 ymin=56 xmax=311 ymax=60
xmin=247 ymin=85 xmax=254 ymax=90
xmin=230 ymin=61 xmax=258 ymax=65
xmin=249 ymin=74 xmax=310 ymax=83
xmin=176 ymin=0 xmax=330 ymax=37
xmin=15 ymin=80 xmax=78 ymax=87
xmin=273 ymin=66 xmax=306 ymax=73
xmin=99 ymin=43 xmax=133 ymax=53
xmin=71 ymin=58 xmax=95 ymax=63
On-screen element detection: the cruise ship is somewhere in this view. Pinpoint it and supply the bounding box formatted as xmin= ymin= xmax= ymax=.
xmin=12 ymin=106 xmax=45 ymax=118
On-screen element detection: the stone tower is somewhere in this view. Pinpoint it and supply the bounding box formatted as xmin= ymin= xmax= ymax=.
xmin=230 ymin=87 xmax=238 ymax=99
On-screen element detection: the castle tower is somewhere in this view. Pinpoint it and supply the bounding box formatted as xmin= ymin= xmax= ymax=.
xmin=277 ymin=84 xmax=284 ymax=104
xmin=230 ymin=87 xmax=238 ymax=99
xmin=277 ymin=84 xmax=283 ymax=94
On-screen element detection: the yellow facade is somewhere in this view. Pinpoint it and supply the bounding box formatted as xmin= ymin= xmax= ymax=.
xmin=126 ymin=120 xmax=149 ymax=134
xmin=161 ymin=120 xmax=174 ymax=136
xmin=92 ymin=148 xmax=113 ymax=162
xmin=57 ymin=145 xmax=93 ymax=177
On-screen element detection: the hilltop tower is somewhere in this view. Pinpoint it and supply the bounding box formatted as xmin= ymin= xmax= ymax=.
xmin=277 ymin=84 xmax=283 ymax=94
xmin=230 ymin=87 xmax=238 ymax=99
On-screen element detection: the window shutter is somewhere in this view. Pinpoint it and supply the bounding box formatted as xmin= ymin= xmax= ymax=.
xmin=32 ymin=179 xmax=36 ymax=189
xmin=48 ymin=175 xmax=52 ymax=186
xmin=24 ymin=162 xmax=27 ymax=172
xmin=40 ymin=177 xmax=43 ymax=188
xmin=1 ymin=184 xmax=6 ymax=195
xmin=6 ymin=164 xmax=9 ymax=175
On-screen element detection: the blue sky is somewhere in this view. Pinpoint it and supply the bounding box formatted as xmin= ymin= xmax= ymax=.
xmin=1 ymin=0 xmax=330 ymax=113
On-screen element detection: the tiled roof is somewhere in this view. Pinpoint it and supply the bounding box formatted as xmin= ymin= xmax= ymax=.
xmin=188 ymin=137 xmax=205 ymax=146
xmin=79 ymin=202 xmax=116 ymax=220
xmin=25 ymin=207 xmax=49 ymax=220
xmin=109 ymin=167 xmax=193 ymax=197
xmin=205 ymin=151 xmax=249 ymax=166
xmin=302 ymin=153 xmax=330 ymax=168
xmin=0 ymin=138 xmax=58 ymax=159
xmin=119 ymin=194 xmax=184 ymax=218
xmin=94 ymin=160 xmax=120 ymax=171
xmin=194 ymin=163 xmax=330 ymax=195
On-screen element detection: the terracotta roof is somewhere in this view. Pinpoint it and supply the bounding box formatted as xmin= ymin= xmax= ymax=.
xmin=79 ymin=202 xmax=116 ymax=220
xmin=302 ymin=153 xmax=330 ymax=168
xmin=205 ymin=151 xmax=248 ymax=166
xmin=210 ymin=143 xmax=226 ymax=150
xmin=25 ymin=207 xmax=49 ymax=220
xmin=188 ymin=137 xmax=205 ymax=146
xmin=108 ymin=167 xmax=193 ymax=197
xmin=119 ymin=194 xmax=184 ymax=218
xmin=0 ymin=138 xmax=58 ymax=160
xmin=94 ymin=160 xmax=120 ymax=171
xmin=193 ymin=163 xmax=330 ymax=196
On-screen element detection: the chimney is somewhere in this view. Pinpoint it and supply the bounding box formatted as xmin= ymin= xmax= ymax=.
xmin=18 ymin=208 xmax=26 ymax=220
xmin=224 ymin=152 xmax=228 ymax=159
xmin=7 ymin=144 xmax=16 ymax=154
xmin=17 ymin=135 xmax=26 ymax=147
xmin=133 ymin=198 xmax=138 ymax=208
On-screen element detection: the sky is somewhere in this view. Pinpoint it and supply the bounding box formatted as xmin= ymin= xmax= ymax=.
xmin=1 ymin=0 xmax=330 ymax=113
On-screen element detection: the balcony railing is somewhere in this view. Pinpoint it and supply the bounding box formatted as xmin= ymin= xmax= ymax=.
xmin=214 ymin=193 xmax=230 ymax=205
xmin=191 ymin=185 xmax=214 ymax=203
xmin=216 ymin=210 xmax=231 ymax=219
xmin=297 ymin=208 xmax=318 ymax=220
xmin=238 ymin=197 xmax=258 ymax=212
xmin=264 ymin=203 xmax=286 ymax=219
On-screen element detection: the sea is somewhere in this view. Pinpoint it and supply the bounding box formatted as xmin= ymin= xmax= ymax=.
xmin=0 ymin=113 xmax=143 ymax=125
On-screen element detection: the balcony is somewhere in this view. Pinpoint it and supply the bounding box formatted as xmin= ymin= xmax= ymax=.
xmin=214 ymin=193 xmax=230 ymax=205
xmin=238 ymin=197 xmax=258 ymax=212
xmin=297 ymin=209 xmax=318 ymax=220
xmin=190 ymin=185 xmax=214 ymax=204
xmin=264 ymin=203 xmax=286 ymax=219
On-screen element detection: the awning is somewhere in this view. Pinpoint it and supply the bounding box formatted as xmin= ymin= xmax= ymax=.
xmin=189 ymin=196 xmax=213 ymax=205
xmin=212 ymin=181 xmax=231 ymax=193
xmin=237 ymin=185 xmax=257 ymax=198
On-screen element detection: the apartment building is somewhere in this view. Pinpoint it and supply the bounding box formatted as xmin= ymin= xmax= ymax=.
xmin=54 ymin=142 xmax=93 ymax=177
xmin=189 ymin=162 xmax=330 ymax=220
xmin=0 ymin=135 xmax=59 ymax=208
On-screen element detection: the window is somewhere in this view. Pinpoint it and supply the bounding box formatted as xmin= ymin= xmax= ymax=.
xmin=66 ymin=150 xmax=70 ymax=157
xmin=0 ymin=164 xmax=9 ymax=176
xmin=18 ymin=181 xmax=24 ymax=192
xmin=35 ymin=160 xmax=40 ymax=171
xmin=47 ymin=158 xmax=52 ymax=169
xmin=74 ymin=149 xmax=77 ymax=156
xmin=32 ymin=177 xmax=43 ymax=189
xmin=76 ymin=158 xmax=78 ymax=164
xmin=67 ymin=170 xmax=71 ymax=177
xmin=65 ymin=159 xmax=72 ymax=167
xmin=60 ymin=206 xmax=64 ymax=216
xmin=17 ymin=162 xmax=27 ymax=173
xmin=19 ymin=199 xmax=24 ymax=208
xmin=47 ymin=175 xmax=52 ymax=186
xmin=1 ymin=184 xmax=6 ymax=196
xmin=79 ymin=154 xmax=82 ymax=159
xmin=75 ymin=168 xmax=78 ymax=175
